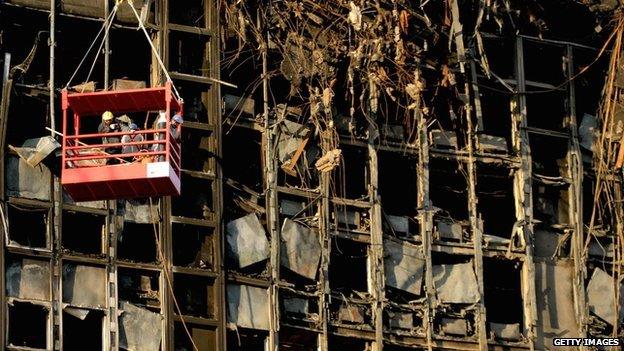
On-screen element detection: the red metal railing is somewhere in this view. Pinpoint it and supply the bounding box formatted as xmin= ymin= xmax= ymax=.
xmin=62 ymin=128 xmax=181 ymax=175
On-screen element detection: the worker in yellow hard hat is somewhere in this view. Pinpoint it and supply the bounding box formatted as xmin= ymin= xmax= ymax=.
xmin=97 ymin=110 xmax=122 ymax=163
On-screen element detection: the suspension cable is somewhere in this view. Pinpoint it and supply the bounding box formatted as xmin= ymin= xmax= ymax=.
xmin=64 ymin=3 xmax=120 ymax=88
xmin=126 ymin=0 xmax=182 ymax=101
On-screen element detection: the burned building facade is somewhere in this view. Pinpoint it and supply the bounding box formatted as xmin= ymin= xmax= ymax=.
xmin=0 ymin=0 xmax=623 ymax=350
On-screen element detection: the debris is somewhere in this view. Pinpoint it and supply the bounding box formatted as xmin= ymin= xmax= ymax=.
xmin=112 ymin=78 xmax=146 ymax=91
xmin=9 ymin=136 xmax=60 ymax=168
xmin=226 ymin=214 xmax=270 ymax=269
xmin=489 ymin=322 xmax=521 ymax=341
xmin=441 ymin=318 xmax=469 ymax=336
xmin=315 ymin=149 xmax=341 ymax=172
xmin=388 ymin=310 xmax=414 ymax=330
xmin=348 ymin=1 xmax=362 ymax=31
xmin=430 ymin=130 xmax=458 ymax=149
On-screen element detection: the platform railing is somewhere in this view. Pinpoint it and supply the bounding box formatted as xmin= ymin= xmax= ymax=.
xmin=62 ymin=128 xmax=181 ymax=175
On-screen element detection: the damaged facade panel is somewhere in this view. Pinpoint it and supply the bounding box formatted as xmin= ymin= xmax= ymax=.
xmin=432 ymin=262 xmax=480 ymax=304
xmin=62 ymin=263 xmax=106 ymax=308
xmin=226 ymin=213 xmax=269 ymax=269
xmin=119 ymin=301 xmax=163 ymax=351
xmin=6 ymin=257 xmax=50 ymax=301
xmin=226 ymin=284 xmax=270 ymax=331
xmin=384 ymin=238 xmax=424 ymax=296
xmin=280 ymin=218 xmax=321 ymax=280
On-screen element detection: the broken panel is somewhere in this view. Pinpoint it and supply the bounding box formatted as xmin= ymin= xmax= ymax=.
xmin=226 ymin=213 xmax=269 ymax=270
xmin=5 ymin=155 xmax=51 ymax=201
xmin=62 ymin=262 xmax=106 ymax=308
xmin=226 ymin=284 xmax=270 ymax=331
xmin=62 ymin=209 xmax=105 ymax=255
xmin=432 ymin=253 xmax=479 ymax=304
xmin=534 ymin=260 xmax=579 ymax=349
xmin=172 ymin=222 xmax=215 ymax=270
xmin=384 ymin=238 xmax=425 ymax=297
xmin=6 ymin=256 xmax=50 ymax=301
xmin=586 ymin=267 xmax=624 ymax=326
xmin=120 ymin=199 xmax=158 ymax=224
xmin=7 ymin=301 xmax=48 ymax=349
xmin=280 ymin=293 xmax=318 ymax=326
xmin=119 ymin=301 xmax=163 ymax=351
xmin=280 ymin=218 xmax=321 ymax=280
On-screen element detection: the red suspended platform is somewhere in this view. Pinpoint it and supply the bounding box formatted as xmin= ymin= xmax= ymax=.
xmin=61 ymin=82 xmax=183 ymax=202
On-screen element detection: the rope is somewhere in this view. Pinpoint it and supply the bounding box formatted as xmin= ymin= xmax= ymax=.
xmin=83 ymin=4 xmax=120 ymax=87
xmin=126 ymin=0 xmax=182 ymax=101
xmin=148 ymin=198 xmax=199 ymax=351
xmin=65 ymin=3 xmax=119 ymax=88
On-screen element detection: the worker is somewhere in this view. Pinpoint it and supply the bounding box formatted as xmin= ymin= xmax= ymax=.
xmin=152 ymin=111 xmax=183 ymax=161
xmin=98 ymin=111 xmax=121 ymax=163
xmin=121 ymin=123 xmax=145 ymax=161
xmin=171 ymin=113 xmax=183 ymax=141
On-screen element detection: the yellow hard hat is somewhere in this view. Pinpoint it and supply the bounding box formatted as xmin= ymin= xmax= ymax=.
xmin=102 ymin=111 xmax=114 ymax=121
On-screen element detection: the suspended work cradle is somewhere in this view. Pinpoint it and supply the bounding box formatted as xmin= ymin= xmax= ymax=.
xmin=60 ymin=0 xmax=183 ymax=202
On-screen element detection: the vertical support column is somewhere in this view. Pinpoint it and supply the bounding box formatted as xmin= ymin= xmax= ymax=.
xmin=107 ymin=205 xmax=118 ymax=351
xmin=49 ymin=1 xmax=63 ymax=349
xmin=511 ymin=36 xmax=538 ymax=351
xmin=417 ymin=107 xmax=434 ymax=351
xmin=564 ymin=44 xmax=588 ymax=340
xmin=317 ymin=131 xmax=331 ymax=351
xmin=0 ymin=53 xmax=11 ymax=351
xmin=449 ymin=1 xmax=487 ymax=348
xmin=260 ymin=12 xmax=280 ymax=351
xmin=368 ymin=127 xmax=384 ymax=351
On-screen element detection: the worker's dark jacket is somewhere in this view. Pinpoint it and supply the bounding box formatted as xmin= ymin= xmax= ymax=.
xmin=97 ymin=122 xmax=121 ymax=153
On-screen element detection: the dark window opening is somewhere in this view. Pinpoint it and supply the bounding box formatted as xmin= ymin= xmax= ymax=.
xmin=174 ymin=323 xmax=217 ymax=351
xmin=109 ymin=28 xmax=151 ymax=83
xmin=172 ymin=174 xmax=213 ymax=219
xmin=328 ymin=334 xmax=369 ymax=351
xmin=173 ymin=273 xmax=215 ymax=319
xmin=62 ymin=309 xmax=103 ymax=351
xmin=335 ymin=145 xmax=369 ymax=200
xmin=483 ymin=258 xmax=523 ymax=327
xmin=226 ymin=329 xmax=267 ymax=351
xmin=476 ymin=163 xmax=516 ymax=238
xmin=478 ymin=86 xmax=512 ymax=151
xmin=223 ymin=127 xmax=263 ymax=193
xmin=7 ymin=203 xmax=48 ymax=248
xmin=279 ymin=326 xmax=318 ymax=350
xmin=181 ymin=127 xmax=214 ymax=174
xmin=529 ymin=134 xmax=569 ymax=177
xmin=526 ymin=90 xmax=568 ymax=131
xmin=429 ymin=159 xmax=469 ymax=221
xmin=329 ymin=238 xmax=368 ymax=293
xmin=172 ymin=223 xmax=215 ymax=270
xmin=118 ymin=222 xmax=158 ymax=263
xmin=118 ymin=268 xmax=161 ymax=309
xmin=8 ymin=301 xmax=48 ymax=349
xmin=176 ymin=80 xmax=211 ymax=124
xmin=523 ymin=40 xmax=566 ymax=85
xmin=168 ymin=0 xmax=207 ymax=28
xmin=481 ymin=37 xmax=516 ymax=80
xmin=378 ymin=151 xmax=418 ymax=217
xmin=533 ymin=183 xmax=570 ymax=229
xmin=573 ymin=47 xmax=607 ymax=118
xmin=169 ymin=31 xmax=210 ymax=77
xmin=62 ymin=210 xmax=105 ymax=255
